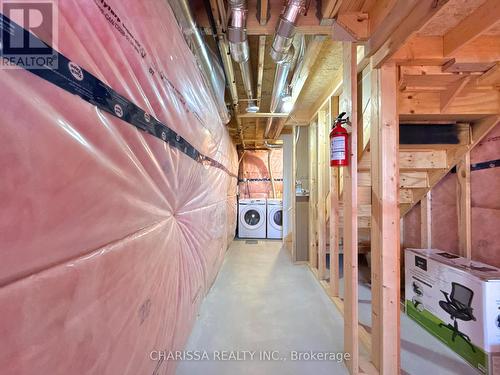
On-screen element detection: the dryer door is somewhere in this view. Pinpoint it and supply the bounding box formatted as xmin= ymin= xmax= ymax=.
xmin=269 ymin=207 xmax=283 ymax=230
xmin=240 ymin=206 xmax=265 ymax=229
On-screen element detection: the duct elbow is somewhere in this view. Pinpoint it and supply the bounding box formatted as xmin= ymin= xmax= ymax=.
xmin=270 ymin=0 xmax=305 ymax=63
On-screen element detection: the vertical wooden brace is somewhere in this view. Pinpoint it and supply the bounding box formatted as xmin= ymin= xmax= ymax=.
xmin=342 ymin=41 xmax=359 ymax=375
xmin=457 ymin=152 xmax=472 ymax=259
xmin=330 ymin=96 xmax=340 ymax=297
xmin=318 ymin=110 xmax=328 ymax=279
xmin=420 ymin=192 xmax=432 ymax=248
xmin=370 ymin=63 xmax=400 ymax=374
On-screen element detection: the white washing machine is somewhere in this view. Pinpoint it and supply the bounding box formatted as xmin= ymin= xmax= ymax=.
xmin=267 ymin=199 xmax=283 ymax=239
xmin=238 ymin=199 xmax=267 ymax=238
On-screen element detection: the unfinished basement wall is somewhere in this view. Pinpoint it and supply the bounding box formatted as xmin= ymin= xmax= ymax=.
xmin=0 ymin=2 xmax=237 ymax=374
xmin=403 ymin=123 xmax=500 ymax=267
xmin=238 ymin=149 xmax=284 ymax=199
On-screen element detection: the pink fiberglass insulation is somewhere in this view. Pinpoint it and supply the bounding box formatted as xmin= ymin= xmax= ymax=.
xmin=0 ymin=1 xmax=237 ymax=374
xmin=239 ymin=149 xmax=284 ymax=199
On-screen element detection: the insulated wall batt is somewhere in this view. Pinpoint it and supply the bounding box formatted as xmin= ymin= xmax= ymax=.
xmin=0 ymin=1 xmax=237 ymax=374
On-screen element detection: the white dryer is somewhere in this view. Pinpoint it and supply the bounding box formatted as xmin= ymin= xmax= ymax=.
xmin=267 ymin=199 xmax=283 ymax=239
xmin=238 ymin=199 xmax=267 ymax=238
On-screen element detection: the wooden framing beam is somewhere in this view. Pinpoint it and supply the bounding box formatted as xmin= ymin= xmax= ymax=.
xmin=330 ymin=96 xmax=340 ymax=297
xmin=321 ymin=0 xmax=342 ymax=20
xmin=342 ymin=41 xmax=359 ymax=375
xmin=399 ymin=89 xmax=500 ymax=115
xmin=370 ymin=63 xmax=400 ymax=374
xmin=420 ymin=192 xmax=432 ymax=248
xmin=443 ymin=0 xmax=500 ymax=57
xmin=368 ymin=0 xmax=450 ymax=68
xmin=457 ymin=152 xmax=472 ymax=259
xmin=238 ymin=112 xmax=290 ymax=118
xmin=332 ymin=12 xmax=369 ymax=41
xmin=391 ymin=36 xmax=500 ymax=66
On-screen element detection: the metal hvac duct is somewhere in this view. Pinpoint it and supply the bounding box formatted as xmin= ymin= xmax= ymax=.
xmin=228 ymin=0 xmax=258 ymax=112
xmin=167 ymin=0 xmax=231 ymax=124
xmin=265 ymin=0 xmax=305 ymax=137
xmin=264 ymin=49 xmax=294 ymax=137
xmin=270 ymin=0 xmax=305 ymax=63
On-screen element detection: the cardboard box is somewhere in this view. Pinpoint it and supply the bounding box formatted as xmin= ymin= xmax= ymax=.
xmin=405 ymin=248 xmax=500 ymax=374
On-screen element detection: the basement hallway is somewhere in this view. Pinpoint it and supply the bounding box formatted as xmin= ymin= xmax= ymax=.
xmin=176 ymin=240 xmax=477 ymax=375
xmin=176 ymin=240 xmax=349 ymax=375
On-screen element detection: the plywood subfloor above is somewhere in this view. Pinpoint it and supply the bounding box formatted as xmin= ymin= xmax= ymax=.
xmin=290 ymin=40 xmax=343 ymax=123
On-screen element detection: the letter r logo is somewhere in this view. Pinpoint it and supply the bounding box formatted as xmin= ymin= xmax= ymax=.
xmin=1 ymin=1 xmax=54 ymax=54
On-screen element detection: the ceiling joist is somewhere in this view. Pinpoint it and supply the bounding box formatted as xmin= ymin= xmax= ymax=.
xmin=443 ymin=0 xmax=500 ymax=56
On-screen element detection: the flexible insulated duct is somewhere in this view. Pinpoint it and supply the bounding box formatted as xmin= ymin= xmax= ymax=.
xmin=167 ymin=0 xmax=231 ymax=123
xmin=228 ymin=0 xmax=258 ymax=112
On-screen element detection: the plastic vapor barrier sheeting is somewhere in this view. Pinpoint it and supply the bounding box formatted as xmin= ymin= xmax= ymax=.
xmin=0 ymin=1 xmax=237 ymax=374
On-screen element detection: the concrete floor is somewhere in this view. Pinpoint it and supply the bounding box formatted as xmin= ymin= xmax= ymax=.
xmin=177 ymin=240 xmax=349 ymax=375
xmin=177 ymin=240 xmax=478 ymax=375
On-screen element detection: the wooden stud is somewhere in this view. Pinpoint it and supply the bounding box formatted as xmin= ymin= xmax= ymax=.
xmin=370 ymin=63 xmax=400 ymax=374
xmin=342 ymin=41 xmax=359 ymax=375
xmin=443 ymin=0 xmax=500 ymax=56
xmin=317 ymin=109 xmax=328 ymax=280
xmin=330 ymin=96 xmax=341 ymax=297
xmin=457 ymin=152 xmax=472 ymax=259
xmin=259 ymin=0 xmax=269 ymax=26
xmin=420 ymin=192 xmax=432 ymax=248
xmin=291 ymin=126 xmax=298 ymax=261
xmin=369 ymin=65 xmax=381 ymax=371
xmin=309 ymin=120 xmax=319 ymax=269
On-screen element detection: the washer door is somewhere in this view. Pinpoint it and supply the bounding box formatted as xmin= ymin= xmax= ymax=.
xmin=240 ymin=206 xmax=264 ymax=229
xmin=269 ymin=207 xmax=282 ymax=230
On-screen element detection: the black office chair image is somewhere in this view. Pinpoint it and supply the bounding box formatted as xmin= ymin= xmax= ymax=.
xmin=438 ymin=282 xmax=477 ymax=352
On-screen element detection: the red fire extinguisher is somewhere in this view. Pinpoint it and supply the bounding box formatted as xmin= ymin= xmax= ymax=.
xmin=330 ymin=112 xmax=349 ymax=167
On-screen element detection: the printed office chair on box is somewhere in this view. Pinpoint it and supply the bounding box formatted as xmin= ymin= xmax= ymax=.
xmin=438 ymin=282 xmax=477 ymax=352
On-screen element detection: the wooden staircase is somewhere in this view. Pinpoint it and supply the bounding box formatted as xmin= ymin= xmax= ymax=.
xmin=334 ymin=116 xmax=499 ymax=230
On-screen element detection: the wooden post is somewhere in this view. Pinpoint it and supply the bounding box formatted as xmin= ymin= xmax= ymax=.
xmin=370 ymin=63 xmax=400 ymax=374
xmin=330 ymin=96 xmax=340 ymax=297
xmin=457 ymin=152 xmax=472 ymax=259
xmin=342 ymin=41 xmax=359 ymax=375
xmin=420 ymin=192 xmax=432 ymax=248
xmin=309 ymin=120 xmax=318 ymax=268
xmin=318 ymin=109 xmax=328 ymax=279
